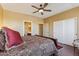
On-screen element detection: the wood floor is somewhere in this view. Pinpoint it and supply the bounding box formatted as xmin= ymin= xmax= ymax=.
xmin=58 ymin=44 xmax=79 ymax=56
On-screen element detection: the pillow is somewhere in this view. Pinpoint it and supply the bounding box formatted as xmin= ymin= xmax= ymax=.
xmin=0 ymin=30 xmax=6 ymax=51
xmin=3 ymin=27 xmax=23 ymax=49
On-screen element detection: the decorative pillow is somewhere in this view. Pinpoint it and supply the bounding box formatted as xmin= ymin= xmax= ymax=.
xmin=0 ymin=30 xmax=6 ymax=51
xmin=3 ymin=27 xmax=23 ymax=49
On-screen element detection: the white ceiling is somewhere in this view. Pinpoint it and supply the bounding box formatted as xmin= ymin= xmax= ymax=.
xmin=1 ymin=3 xmax=79 ymax=19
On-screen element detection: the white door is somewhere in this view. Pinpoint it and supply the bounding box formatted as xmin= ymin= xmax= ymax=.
xmin=53 ymin=18 xmax=77 ymax=46
xmin=63 ymin=19 xmax=77 ymax=46
xmin=53 ymin=21 xmax=64 ymax=43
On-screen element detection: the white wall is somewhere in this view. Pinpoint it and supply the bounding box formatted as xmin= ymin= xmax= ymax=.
xmin=3 ymin=19 xmax=44 ymax=36
xmin=3 ymin=19 xmax=24 ymax=36
xmin=32 ymin=23 xmax=39 ymax=35
xmin=3 ymin=10 xmax=44 ymax=36
xmin=43 ymin=23 xmax=50 ymax=37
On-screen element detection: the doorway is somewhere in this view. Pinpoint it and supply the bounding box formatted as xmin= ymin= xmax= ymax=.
xmin=39 ymin=24 xmax=43 ymax=36
xmin=24 ymin=22 xmax=31 ymax=35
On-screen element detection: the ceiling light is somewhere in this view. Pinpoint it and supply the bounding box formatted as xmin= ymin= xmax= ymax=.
xmin=39 ymin=9 xmax=43 ymax=12
xmin=28 ymin=25 xmax=31 ymax=27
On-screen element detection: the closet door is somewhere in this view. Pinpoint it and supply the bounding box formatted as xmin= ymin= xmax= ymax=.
xmin=63 ymin=19 xmax=77 ymax=46
xmin=53 ymin=18 xmax=77 ymax=46
xmin=53 ymin=21 xmax=64 ymax=43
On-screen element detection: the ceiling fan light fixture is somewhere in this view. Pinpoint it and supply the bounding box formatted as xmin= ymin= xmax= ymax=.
xmin=32 ymin=3 xmax=51 ymax=15
xmin=39 ymin=9 xmax=43 ymax=12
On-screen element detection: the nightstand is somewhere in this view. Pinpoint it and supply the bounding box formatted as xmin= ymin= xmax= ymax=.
xmin=73 ymin=39 xmax=79 ymax=55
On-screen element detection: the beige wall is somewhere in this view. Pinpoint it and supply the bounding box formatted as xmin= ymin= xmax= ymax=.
xmin=1 ymin=4 xmax=79 ymax=37
xmin=0 ymin=5 xmax=3 ymax=28
xmin=44 ymin=7 xmax=79 ymax=37
xmin=3 ymin=10 xmax=44 ymax=36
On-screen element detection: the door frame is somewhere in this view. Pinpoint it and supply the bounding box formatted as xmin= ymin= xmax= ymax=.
xmin=23 ymin=21 xmax=32 ymax=36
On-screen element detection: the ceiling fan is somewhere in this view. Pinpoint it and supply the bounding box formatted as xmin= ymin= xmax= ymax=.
xmin=32 ymin=3 xmax=52 ymax=15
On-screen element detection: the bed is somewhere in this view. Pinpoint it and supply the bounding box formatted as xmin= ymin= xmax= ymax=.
xmin=0 ymin=27 xmax=58 ymax=56
xmin=0 ymin=35 xmax=58 ymax=56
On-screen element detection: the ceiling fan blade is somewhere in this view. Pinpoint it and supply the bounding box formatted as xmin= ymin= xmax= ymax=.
xmin=44 ymin=9 xmax=52 ymax=12
xmin=32 ymin=5 xmax=39 ymax=9
xmin=43 ymin=3 xmax=48 ymax=8
xmin=41 ymin=12 xmax=43 ymax=15
xmin=33 ymin=10 xmax=39 ymax=13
